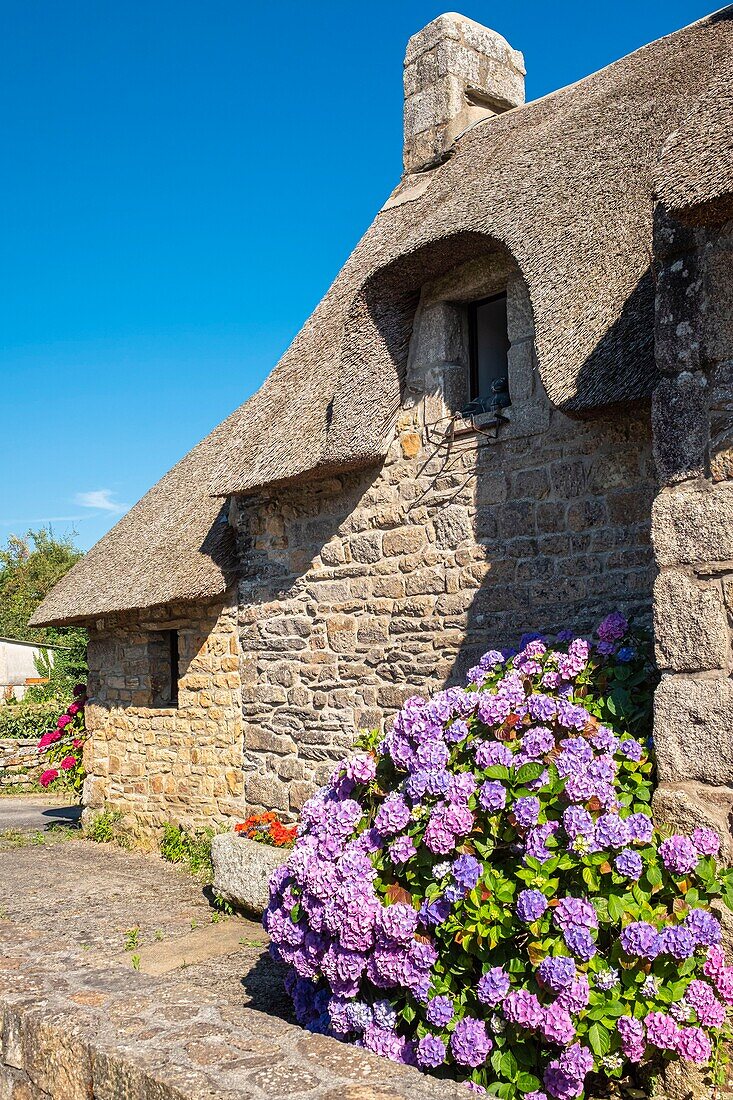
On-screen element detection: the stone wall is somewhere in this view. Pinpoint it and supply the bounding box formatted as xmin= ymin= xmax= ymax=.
xmin=235 ymin=253 xmax=656 ymax=819
xmin=83 ymin=592 xmax=244 ymax=834
xmin=0 ymin=738 xmax=43 ymax=791
xmin=651 ymin=213 xmax=733 ymax=848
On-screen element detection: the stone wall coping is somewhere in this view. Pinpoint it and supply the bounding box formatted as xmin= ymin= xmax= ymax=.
xmin=211 ymin=833 xmax=289 ymax=916
xmin=0 ymin=925 xmax=465 ymax=1100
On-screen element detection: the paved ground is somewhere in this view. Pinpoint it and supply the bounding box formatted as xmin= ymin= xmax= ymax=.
xmin=0 ymin=835 xmax=462 ymax=1100
xmin=0 ymin=793 xmax=81 ymax=832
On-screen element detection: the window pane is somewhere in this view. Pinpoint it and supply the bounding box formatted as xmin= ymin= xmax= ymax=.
xmin=473 ymin=294 xmax=509 ymax=404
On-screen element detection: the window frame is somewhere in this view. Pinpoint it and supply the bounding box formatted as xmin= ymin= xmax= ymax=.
xmin=467 ymin=290 xmax=509 ymax=406
xmin=167 ymin=629 xmax=179 ymax=706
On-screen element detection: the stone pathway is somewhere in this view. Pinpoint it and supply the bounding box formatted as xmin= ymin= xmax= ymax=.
xmin=0 ymin=836 xmax=463 ymax=1100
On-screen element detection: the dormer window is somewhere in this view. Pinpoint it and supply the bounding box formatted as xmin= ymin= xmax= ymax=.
xmin=467 ymin=292 xmax=510 ymax=414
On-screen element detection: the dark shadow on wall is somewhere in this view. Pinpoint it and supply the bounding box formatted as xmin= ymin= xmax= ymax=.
xmin=444 ymin=266 xmax=658 ymax=686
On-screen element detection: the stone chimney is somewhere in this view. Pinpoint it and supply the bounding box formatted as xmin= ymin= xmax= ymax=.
xmin=403 ymin=13 xmax=525 ymax=175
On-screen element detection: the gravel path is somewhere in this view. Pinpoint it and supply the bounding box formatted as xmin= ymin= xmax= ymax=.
xmin=0 ymin=794 xmax=81 ymax=832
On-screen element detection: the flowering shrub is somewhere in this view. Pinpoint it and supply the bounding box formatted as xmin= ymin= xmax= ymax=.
xmin=37 ymin=684 xmax=87 ymax=795
xmin=265 ymin=615 xmax=733 ymax=1097
xmin=236 ymin=812 xmax=297 ymax=848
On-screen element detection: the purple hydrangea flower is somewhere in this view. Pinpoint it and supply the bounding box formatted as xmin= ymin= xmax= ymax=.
xmin=553 ymin=897 xmax=598 ymax=931
xmin=594 ymin=968 xmax=619 ymax=991
xmin=659 ymin=835 xmax=699 ymax=876
xmin=676 ymin=1026 xmax=712 ymax=1064
xmin=516 ymin=889 xmax=548 ymax=923
xmin=685 ymin=908 xmax=722 ymax=947
xmin=618 ymin=1016 xmax=645 ymax=1062
xmin=692 ymin=827 xmax=720 ymax=857
xmin=597 ymin=612 xmax=628 ymax=642
xmin=377 ymin=903 xmax=419 ymax=946
xmin=595 ymin=813 xmax=630 ymax=849
xmin=389 ymin=834 xmax=416 ymax=864
xmin=504 ymin=990 xmax=543 ymax=1029
xmin=479 ymin=780 xmax=507 ymax=812
xmin=344 ymin=752 xmax=377 ymax=784
xmin=562 ymin=806 xmax=594 ymax=841
xmin=645 ymin=1011 xmax=681 ymax=1051
xmin=372 ymin=999 xmax=398 ymax=1029
xmin=627 ymin=813 xmax=653 ymax=844
xmin=614 ymin=848 xmax=643 ymax=880
xmin=477 ymin=967 xmax=510 ymax=1006
xmin=419 ymin=897 xmax=451 ymax=926
xmin=452 ymin=854 xmax=482 ymax=892
xmin=450 ymin=1017 xmax=492 ymax=1067
xmin=557 ymin=976 xmax=590 ymax=1013
xmin=620 ymin=921 xmax=660 ymax=959
xmin=537 ymin=956 xmax=576 ymax=993
xmin=416 ymin=1034 xmax=446 ymax=1068
xmin=475 ymin=741 xmax=513 ymax=769
xmin=446 ymin=719 xmax=470 ymax=744
xmin=563 ymin=925 xmax=596 ymax=961
xmin=522 ymin=726 xmax=555 ymax=758
xmin=527 ymin=694 xmax=558 ymax=723
xmin=425 ymin=995 xmax=454 ymax=1026
xmin=619 ymin=738 xmax=643 ymax=762
xmin=659 ymin=925 xmax=696 ymax=960
xmin=375 ymin=795 xmax=411 ymax=837
xmin=514 ymin=796 xmax=541 ymax=829
xmin=345 ymin=1000 xmax=373 ymax=1032
xmin=541 ymin=1003 xmax=576 ymax=1045
xmin=447 ymin=772 xmax=477 ymax=803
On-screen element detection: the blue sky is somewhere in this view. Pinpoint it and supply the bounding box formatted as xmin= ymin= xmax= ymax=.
xmin=1 ymin=0 xmax=714 ymax=550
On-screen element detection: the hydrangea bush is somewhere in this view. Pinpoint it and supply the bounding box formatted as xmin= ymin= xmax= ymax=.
xmin=37 ymin=683 xmax=87 ymax=795
xmin=265 ymin=615 xmax=733 ymax=1097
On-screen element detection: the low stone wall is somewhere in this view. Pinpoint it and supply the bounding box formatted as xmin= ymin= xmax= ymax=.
xmin=0 ymin=738 xmax=42 ymax=790
xmin=0 ymin=918 xmax=462 ymax=1100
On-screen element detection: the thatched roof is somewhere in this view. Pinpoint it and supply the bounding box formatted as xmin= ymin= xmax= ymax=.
xmin=656 ymin=63 xmax=733 ymax=225
xmin=32 ymin=8 xmax=733 ymax=626
xmin=29 ymin=425 xmax=237 ymax=625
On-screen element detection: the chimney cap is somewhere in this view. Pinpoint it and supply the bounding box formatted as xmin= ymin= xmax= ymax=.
xmin=403 ymin=12 xmax=525 ymax=175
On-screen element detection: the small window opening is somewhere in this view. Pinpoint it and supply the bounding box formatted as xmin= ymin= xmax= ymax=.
xmin=150 ymin=628 xmax=179 ymax=706
xmin=467 ymin=292 xmax=510 ymax=415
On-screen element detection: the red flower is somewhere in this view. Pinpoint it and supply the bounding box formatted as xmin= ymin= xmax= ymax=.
xmin=67 ymin=702 xmax=80 ymax=716
xmin=60 ymin=755 xmax=77 ymax=770
xmin=38 ymin=730 xmax=61 ymax=749
xmin=72 ymin=738 xmax=84 ymax=749
xmin=57 ymin=714 xmax=71 ymax=729
xmin=39 ymin=769 xmax=59 ymax=788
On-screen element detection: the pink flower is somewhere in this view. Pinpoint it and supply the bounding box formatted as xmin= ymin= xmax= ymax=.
xmin=67 ymin=702 xmax=80 ymax=716
xmin=57 ymin=714 xmax=72 ymax=729
xmin=60 ymin=755 xmax=78 ymax=771
xmin=38 ymin=730 xmax=61 ymax=749
xmin=72 ymin=738 xmax=84 ymax=749
xmin=39 ymin=769 xmax=59 ymax=788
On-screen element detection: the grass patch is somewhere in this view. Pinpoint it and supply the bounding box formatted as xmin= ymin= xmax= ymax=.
xmin=0 ymin=824 xmax=78 ymax=851
xmin=84 ymin=808 xmax=127 ymax=845
xmin=159 ymin=822 xmax=217 ymax=881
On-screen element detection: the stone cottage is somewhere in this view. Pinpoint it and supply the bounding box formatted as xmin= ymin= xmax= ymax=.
xmin=32 ymin=10 xmax=733 ymax=839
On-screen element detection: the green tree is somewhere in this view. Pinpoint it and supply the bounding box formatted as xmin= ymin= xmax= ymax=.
xmin=0 ymin=528 xmax=87 ymax=699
